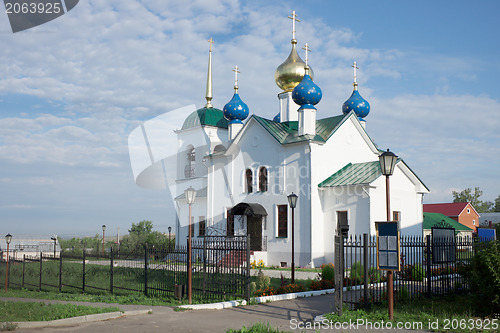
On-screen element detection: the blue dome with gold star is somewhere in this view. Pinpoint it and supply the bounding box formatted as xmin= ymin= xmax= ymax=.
xmin=342 ymin=89 xmax=370 ymax=120
xmin=273 ymin=113 xmax=281 ymax=122
xmin=223 ymin=90 xmax=249 ymax=124
xmin=292 ymin=66 xmax=322 ymax=110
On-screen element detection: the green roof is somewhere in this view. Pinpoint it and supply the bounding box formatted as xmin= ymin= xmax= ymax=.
xmin=318 ymin=161 xmax=381 ymax=187
xmin=252 ymin=113 xmax=347 ymax=145
xmin=181 ymin=107 xmax=228 ymax=130
xmin=423 ymin=212 xmax=473 ymax=231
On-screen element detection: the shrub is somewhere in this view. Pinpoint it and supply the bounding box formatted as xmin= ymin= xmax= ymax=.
xmin=321 ymin=263 xmax=335 ymax=282
xmin=256 ymin=270 xmax=270 ymax=290
xmin=463 ymin=241 xmax=500 ymax=315
xmin=411 ymin=264 xmax=425 ymax=281
xmin=368 ymin=267 xmax=383 ymax=283
xmin=277 ymin=283 xmax=306 ymax=294
xmin=349 ymin=262 xmax=364 ymax=279
xmin=254 ymin=287 xmax=276 ymax=297
xmin=249 ymin=282 xmax=256 ymax=295
xmin=310 ymin=279 xmax=334 ymax=290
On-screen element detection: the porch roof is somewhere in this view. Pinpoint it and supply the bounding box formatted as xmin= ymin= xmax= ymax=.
xmin=230 ymin=202 xmax=268 ymax=216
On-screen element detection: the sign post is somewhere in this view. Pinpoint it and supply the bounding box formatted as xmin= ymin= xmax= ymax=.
xmin=376 ymin=221 xmax=400 ymax=320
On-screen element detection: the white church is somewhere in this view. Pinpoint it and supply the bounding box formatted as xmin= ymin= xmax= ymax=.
xmin=147 ymin=13 xmax=429 ymax=268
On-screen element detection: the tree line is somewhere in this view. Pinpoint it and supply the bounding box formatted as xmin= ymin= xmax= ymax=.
xmin=452 ymin=187 xmax=500 ymax=213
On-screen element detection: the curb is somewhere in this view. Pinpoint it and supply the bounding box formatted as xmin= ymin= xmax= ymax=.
xmin=178 ymin=288 xmax=336 ymax=310
xmin=10 ymin=309 xmax=151 ymax=329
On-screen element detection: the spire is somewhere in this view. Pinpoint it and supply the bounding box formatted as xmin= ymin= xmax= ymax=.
xmin=288 ymin=10 xmax=300 ymax=41
xmin=205 ymin=37 xmax=214 ymax=108
xmin=352 ymin=61 xmax=358 ymax=90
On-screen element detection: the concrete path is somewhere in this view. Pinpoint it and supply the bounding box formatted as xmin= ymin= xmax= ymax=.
xmin=2 ymin=295 xmax=431 ymax=333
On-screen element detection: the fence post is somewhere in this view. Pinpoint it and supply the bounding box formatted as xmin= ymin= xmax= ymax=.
xmin=110 ymin=247 xmax=114 ymax=294
xmin=82 ymin=250 xmax=86 ymax=293
xmin=144 ymin=244 xmax=148 ymax=297
xmin=59 ymin=253 xmax=63 ymax=292
xmin=203 ymin=237 xmax=207 ymax=297
xmin=246 ymin=235 xmax=251 ymax=302
xmin=363 ymin=233 xmax=369 ymax=308
xmin=426 ymin=234 xmax=431 ymax=297
xmin=39 ymin=252 xmax=42 ymax=291
xmin=22 ymin=254 xmax=25 ymax=288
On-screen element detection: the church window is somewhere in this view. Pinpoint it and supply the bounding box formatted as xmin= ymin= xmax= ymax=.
xmin=277 ymin=205 xmax=288 ymax=237
xmin=245 ymin=169 xmax=253 ymax=193
xmin=227 ymin=209 xmax=234 ymax=237
xmin=185 ymin=146 xmax=195 ymax=178
xmin=393 ymin=211 xmax=401 ymax=221
xmin=258 ymin=167 xmax=268 ymax=192
xmin=199 ymin=217 xmax=206 ymax=237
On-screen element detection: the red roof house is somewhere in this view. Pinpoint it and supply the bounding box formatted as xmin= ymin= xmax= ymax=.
xmin=423 ymin=202 xmax=480 ymax=232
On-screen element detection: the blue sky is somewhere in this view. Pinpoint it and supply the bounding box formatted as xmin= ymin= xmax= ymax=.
xmin=0 ymin=0 xmax=499 ymax=238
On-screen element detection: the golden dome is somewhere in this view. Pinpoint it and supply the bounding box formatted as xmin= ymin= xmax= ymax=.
xmin=275 ymin=39 xmax=314 ymax=92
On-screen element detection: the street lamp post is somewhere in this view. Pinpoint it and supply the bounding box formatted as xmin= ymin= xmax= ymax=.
xmin=185 ymin=186 xmax=197 ymax=304
xmin=102 ymin=225 xmax=106 ymax=257
xmin=4 ymin=233 xmax=12 ymax=293
xmin=379 ymin=148 xmax=398 ymax=321
xmin=168 ymin=226 xmax=172 ymax=251
xmin=287 ymin=192 xmax=298 ymax=284
xmin=50 ymin=236 xmax=57 ymax=258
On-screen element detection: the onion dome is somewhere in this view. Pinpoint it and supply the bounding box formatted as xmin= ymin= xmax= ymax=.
xmin=292 ymin=66 xmax=322 ymax=110
xmin=223 ymin=66 xmax=249 ymax=124
xmin=343 ymin=61 xmax=370 ymax=120
xmin=273 ymin=113 xmax=281 ymax=122
xmin=275 ymin=39 xmax=314 ymax=92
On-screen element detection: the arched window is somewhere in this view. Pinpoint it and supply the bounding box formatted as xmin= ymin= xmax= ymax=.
xmin=185 ymin=146 xmax=195 ymax=178
xmin=259 ymin=167 xmax=268 ymax=192
xmin=245 ymin=169 xmax=253 ymax=193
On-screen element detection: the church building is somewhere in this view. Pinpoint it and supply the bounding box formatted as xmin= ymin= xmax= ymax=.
xmin=172 ymin=13 xmax=429 ymax=268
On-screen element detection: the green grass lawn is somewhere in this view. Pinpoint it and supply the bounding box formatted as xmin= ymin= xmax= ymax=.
xmin=0 ymin=301 xmax=121 ymax=322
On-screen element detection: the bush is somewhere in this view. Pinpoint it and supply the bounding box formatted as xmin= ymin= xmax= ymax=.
xmin=349 ymin=262 xmax=364 ymax=279
xmin=256 ymin=270 xmax=270 ymax=290
xmin=321 ymin=263 xmax=335 ymax=282
xmin=254 ymin=287 xmax=276 ymax=297
xmin=310 ymin=279 xmax=334 ymax=290
xmin=411 ymin=264 xmax=425 ymax=281
xmin=277 ymin=283 xmax=306 ymax=294
xmin=463 ymin=241 xmax=500 ymax=315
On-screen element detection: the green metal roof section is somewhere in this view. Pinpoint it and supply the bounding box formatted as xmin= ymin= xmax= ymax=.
xmin=318 ymin=161 xmax=381 ymax=188
xmin=423 ymin=212 xmax=473 ymax=231
xmin=181 ymin=107 xmax=229 ymax=130
xmin=252 ymin=113 xmax=347 ymax=145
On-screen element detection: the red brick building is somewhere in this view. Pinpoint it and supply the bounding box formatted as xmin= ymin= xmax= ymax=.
xmin=423 ymin=202 xmax=480 ymax=232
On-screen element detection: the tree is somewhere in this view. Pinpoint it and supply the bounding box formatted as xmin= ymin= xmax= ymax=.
xmin=129 ymin=220 xmax=154 ymax=236
xmin=495 ymin=195 xmax=500 ymax=212
xmin=452 ymin=187 xmax=493 ymax=213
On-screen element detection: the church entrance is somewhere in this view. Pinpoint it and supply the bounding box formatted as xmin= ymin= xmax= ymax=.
xmin=229 ymin=203 xmax=267 ymax=252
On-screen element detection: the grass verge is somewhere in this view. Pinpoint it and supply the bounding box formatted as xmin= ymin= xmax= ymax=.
xmin=0 ymin=301 xmax=121 ymax=322
xmin=226 ymin=322 xmax=291 ymax=333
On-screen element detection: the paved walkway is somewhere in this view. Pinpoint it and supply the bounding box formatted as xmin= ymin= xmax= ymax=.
xmin=1 ymin=295 xmax=431 ymax=333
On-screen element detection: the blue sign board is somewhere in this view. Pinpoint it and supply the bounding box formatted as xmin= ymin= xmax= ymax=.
xmin=376 ymin=221 xmax=400 ymax=271
xmin=478 ymin=228 xmax=496 ymax=242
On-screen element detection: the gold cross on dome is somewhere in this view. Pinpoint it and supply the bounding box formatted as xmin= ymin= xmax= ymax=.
xmin=302 ymin=43 xmax=311 ymax=66
xmin=288 ymin=10 xmax=300 ymax=40
xmin=208 ymin=37 xmax=214 ymax=52
xmin=232 ymin=65 xmax=240 ymax=86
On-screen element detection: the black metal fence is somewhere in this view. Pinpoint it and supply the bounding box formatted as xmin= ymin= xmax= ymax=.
xmin=0 ymin=236 xmax=250 ymax=302
xmin=342 ymin=234 xmax=474 ymax=308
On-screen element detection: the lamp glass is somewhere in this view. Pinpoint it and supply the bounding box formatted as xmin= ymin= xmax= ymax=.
xmin=168 ymin=226 xmax=172 ymax=232
xmin=102 ymin=225 xmax=106 ymax=231
xmin=185 ymin=186 xmax=197 ymax=205
xmin=5 ymin=234 xmax=12 ymax=244
xmin=287 ymin=192 xmax=298 ymax=209
xmin=379 ymin=149 xmax=398 ymax=176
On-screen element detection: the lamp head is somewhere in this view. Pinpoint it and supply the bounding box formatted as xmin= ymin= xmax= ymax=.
xmin=5 ymin=233 xmax=12 ymax=244
xmin=287 ymin=192 xmax=298 ymax=209
xmin=102 ymin=225 xmax=106 ymax=232
xmin=185 ymin=186 xmax=197 ymax=205
xmin=379 ymin=149 xmax=398 ymax=176
xmin=168 ymin=226 xmax=172 ymax=232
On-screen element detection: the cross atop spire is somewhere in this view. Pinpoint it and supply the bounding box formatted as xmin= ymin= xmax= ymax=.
xmin=352 ymin=61 xmax=358 ymax=84
xmin=208 ymin=37 xmax=214 ymax=52
xmin=302 ymin=43 xmax=311 ymax=67
xmin=288 ymin=10 xmax=300 ymax=40
xmin=232 ymin=65 xmax=240 ymax=88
